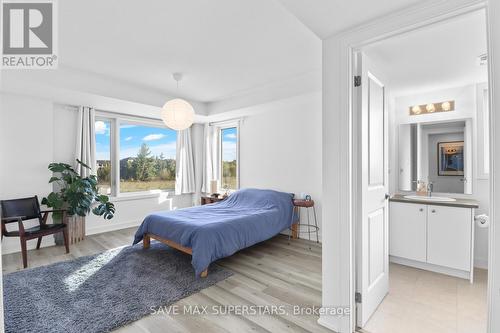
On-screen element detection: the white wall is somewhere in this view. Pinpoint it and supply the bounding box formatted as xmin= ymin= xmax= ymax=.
xmin=0 ymin=93 xmax=194 ymax=254
xmin=237 ymin=92 xmax=323 ymax=237
xmin=390 ymin=84 xmax=489 ymax=268
xmin=0 ymin=93 xmax=56 ymax=254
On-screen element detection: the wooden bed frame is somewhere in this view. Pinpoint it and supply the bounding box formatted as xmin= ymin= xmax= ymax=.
xmin=142 ymin=222 xmax=299 ymax=278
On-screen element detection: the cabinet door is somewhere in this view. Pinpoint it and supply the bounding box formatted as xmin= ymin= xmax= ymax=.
xmin=427 ymin=206 xmax=472 ymax=271
xmin=389 ymin=202 xmax=427 ymax=262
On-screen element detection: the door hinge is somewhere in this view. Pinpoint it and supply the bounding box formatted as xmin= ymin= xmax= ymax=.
xmin=354 ymin=75 xmax=361 ymax=87
xmin=355 ymin=292 xmax=362 ymax=303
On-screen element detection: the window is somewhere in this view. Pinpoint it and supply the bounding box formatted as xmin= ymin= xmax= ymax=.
xmin=94 ymin=115 xmax=177 ymax=196
xmin=119 ymin=123 xmax=177 ymax=193
xmin=220 ymin=127 xmax=238 ymax=190
xmin=95 ymin=119 xmax=112 ymax=195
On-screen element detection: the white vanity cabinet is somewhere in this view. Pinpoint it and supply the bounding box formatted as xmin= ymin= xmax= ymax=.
xmin=389 ymin=202 xmax=427 ymax=262
xmin=427 ymin=205 xmax=472 ymax=271
xmin=389 ymin=199 xmax=476 ymax=282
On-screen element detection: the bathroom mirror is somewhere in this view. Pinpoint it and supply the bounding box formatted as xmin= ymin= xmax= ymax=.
xmin=398 ymin=119 xmax=472 ymax=194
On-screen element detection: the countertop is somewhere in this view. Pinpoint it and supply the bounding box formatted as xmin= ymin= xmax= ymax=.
xmin=390 ymin=194 xmax=479 ymax=209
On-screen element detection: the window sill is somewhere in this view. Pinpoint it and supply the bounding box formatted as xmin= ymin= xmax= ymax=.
xmin=109 ymin=190 xmax=176 ymax=202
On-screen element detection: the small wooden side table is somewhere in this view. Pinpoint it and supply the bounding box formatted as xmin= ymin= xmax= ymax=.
xmin=290 ymin=199 xmax=319 ymax=246
xmin=201 ymin=196 xmax=225 ymax=205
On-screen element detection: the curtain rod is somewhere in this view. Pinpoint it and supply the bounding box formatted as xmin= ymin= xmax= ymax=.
xmin=94 ymin=109 xmax=162 ymax=122
xmin=59 ymin=103 xmax=231 ymax=126
xmin=57 ymin=103 xmax=163 ymax=122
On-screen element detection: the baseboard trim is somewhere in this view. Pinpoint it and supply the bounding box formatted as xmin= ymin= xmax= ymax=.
xmin=86 ymin=219 xmax=141 ymax=236
xmin=390 ymin=256 xmax=471 ymax=280
xmin=318 ymin=316 xmax=341 ymax=332
xmin=474 ymin=258 xmax=489 ymax=270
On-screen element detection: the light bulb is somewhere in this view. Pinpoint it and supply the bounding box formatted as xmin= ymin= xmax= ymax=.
xmin=411 ymin=105 xmax=422 ymax=115
xmin=441 ymin=101 xmax=451 ymax=111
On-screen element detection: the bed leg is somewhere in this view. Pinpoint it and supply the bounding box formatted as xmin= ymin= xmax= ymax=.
xmin=291 ymin=223 xmax=299 ymax=239
xmin=143 ymin=234 xmax=150 ymax=249
xmin=200 ymin=269 xmax=208 ymax=278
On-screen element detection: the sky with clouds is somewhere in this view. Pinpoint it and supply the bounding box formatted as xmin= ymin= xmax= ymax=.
xmin=95 ymin=121 xmax=177 ymax=160
xmin=222 ymin=127 xmax=237 ymax=161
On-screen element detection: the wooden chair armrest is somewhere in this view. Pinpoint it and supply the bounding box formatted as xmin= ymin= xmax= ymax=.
xmin=40 ymin=209 xmax=66 ymax=225
xmin=1 ymin=216 xmax=26 ymax=222
xmin=1 ymin=216 xmax=26 ymax=236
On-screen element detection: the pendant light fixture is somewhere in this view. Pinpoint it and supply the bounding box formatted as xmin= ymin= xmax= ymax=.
xmin=161 ymin=73 xmax=195 ymax=130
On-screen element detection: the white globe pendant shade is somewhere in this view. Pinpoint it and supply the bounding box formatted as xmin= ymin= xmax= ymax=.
xmin=161 ymin=98 xmax=195 ymax=131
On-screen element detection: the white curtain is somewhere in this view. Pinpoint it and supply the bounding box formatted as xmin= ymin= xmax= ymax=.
xmin=175 ymin=127 xmax=196 ymax=195
xmin=202 ymin=124 xmax=220 ymax=193
xmin=75 ymin=106 xmax=96 ymax=177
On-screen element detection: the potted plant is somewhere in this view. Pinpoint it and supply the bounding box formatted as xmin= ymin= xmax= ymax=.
xmin=42 ymin=159 xmax=115 ymax=245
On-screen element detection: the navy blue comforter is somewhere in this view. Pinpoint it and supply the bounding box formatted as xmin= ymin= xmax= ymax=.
xmin=133 ymin=188 xmax=295 ymax=276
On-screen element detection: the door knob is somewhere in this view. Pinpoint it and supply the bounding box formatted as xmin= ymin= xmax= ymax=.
xmin=431 ymin=209 xmax=436 ymax=213
xmin=385 ymin=193 xmax=390 ymax=200
xmin=419 ymin=208 xmax=424 ymax=212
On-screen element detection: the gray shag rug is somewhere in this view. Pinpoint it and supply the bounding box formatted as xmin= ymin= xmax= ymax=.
xmin=3 ymin=242 xmax=233 ymax=333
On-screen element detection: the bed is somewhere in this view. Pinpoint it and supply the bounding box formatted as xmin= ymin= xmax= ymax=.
xmin=133 ymin=188 xmax=298 ymax=277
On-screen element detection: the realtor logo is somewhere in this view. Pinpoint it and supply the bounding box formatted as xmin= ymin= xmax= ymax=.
xmin=1 ymin=0 xmax=58 ymax=68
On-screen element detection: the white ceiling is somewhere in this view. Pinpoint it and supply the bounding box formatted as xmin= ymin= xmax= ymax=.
xmin=275 ymin=0 xmax=421 ymax=39
xmin=59 ymin=0 xmax=322 ymax=104
xmin=55 ymin=0 xmax=429 ymax=111
xmin=364 ymin=10 xmax=488 ymax=98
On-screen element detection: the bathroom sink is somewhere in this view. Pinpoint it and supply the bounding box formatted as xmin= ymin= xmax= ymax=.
xmin=403 ymin=195 xmax=456 ymax=202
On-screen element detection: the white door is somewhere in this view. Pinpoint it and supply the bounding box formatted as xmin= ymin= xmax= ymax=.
xmin=356 ymin=53 xmax=390 ymax=328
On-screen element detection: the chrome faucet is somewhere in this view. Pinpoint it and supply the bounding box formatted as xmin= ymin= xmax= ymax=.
xmin=427 ymin=182 xmax=434 ymax=197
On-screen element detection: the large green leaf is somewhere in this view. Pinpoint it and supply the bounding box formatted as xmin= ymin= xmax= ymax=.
xmin=43 ymin=159 xmax=115 ymax=220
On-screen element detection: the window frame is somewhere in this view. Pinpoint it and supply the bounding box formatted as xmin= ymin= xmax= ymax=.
xmin=95 ymin=115 xmax=116 ymax=196
xmin=218 ymin=122 xmax=240 ymax=191
xmin=95 ymin=111 xmax=177 ymax=198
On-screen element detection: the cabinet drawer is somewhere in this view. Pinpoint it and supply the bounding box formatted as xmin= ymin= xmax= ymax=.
xmin=427 ymin=206 xmax=472 ymax=271
xmin=389 ymin=202 xmax=427 ymax=262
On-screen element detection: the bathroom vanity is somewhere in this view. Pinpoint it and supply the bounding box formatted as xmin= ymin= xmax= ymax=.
xmin=389 ymin=194 xmax=479 ymax=282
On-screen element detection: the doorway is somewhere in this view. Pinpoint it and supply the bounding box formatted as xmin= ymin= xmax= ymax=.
xmin=354 ymin=8 xmax=489 ymax=333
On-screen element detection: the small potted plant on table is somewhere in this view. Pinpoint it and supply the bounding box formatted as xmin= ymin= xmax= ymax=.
xmin=42 ymin=160 xmax=115 ymax=245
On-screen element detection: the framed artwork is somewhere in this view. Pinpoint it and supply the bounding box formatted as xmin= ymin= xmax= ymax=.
xmin=438 ymin=141 xmax=464 ymax=176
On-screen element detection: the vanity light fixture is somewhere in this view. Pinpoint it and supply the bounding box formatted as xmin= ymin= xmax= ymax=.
xmin=409 ymin=100 xmax=455 ymax=115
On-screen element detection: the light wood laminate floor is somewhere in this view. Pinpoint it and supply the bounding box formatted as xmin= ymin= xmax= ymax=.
xmin=3 ymin=228 xmax=487 ymax=333
xmin=2 ymin=227 xmax=328 ymax=333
